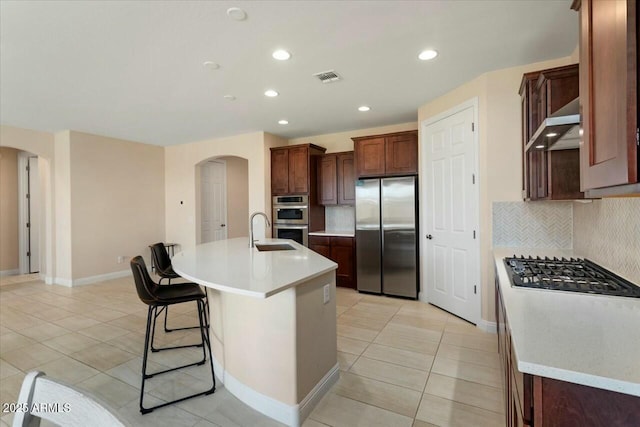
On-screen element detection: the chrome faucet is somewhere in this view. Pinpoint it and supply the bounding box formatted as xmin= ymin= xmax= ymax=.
xmin=249 ymin=212 xmax=271 ymax=247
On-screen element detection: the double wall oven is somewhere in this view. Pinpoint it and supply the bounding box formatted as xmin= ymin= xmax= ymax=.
xmin=272 ymin=195 xmax=309 ymax=246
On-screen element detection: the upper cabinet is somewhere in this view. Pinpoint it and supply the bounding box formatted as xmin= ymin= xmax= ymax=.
xmin=520 ymin=64 xmax=584 ymax=200
xmin=352 ymin=130 xmax=418 ymax=178
xmin=573 ymin=0 xmax=639 ymax=196
xmin=271 ymin=144 xmax=326 ymax=195
xmin=318 ymin=152 xmax=355 ymax=206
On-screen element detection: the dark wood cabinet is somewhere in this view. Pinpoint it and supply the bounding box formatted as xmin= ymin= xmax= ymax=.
xmin=519 ymin=65 xmax=584 ymax=200
xmin=337 ymin=152 xmax=356 ymax=205
xmin=317 ymin=151 xmax=356 ymax=206
xmin=318 ymin=155 xmax=338 ymax=205
xmin=271 ymin=148 xmax=290 ymax=195
xmin=353 ymin=131 xmax=418 ymax=178
xmin=309 ymin=235 xmax=356 ymax=288
xmin=354 ymin=137 xmax=386 ymax=177
xmin=308 ymin=235 xmax=331 ymax=259
xmin=496 ymin=275 xmax=640 ymax=427
xmin=573 ymin=0 xmax=639 ymax=196
xmin=270 ymin=144 xmax=326 ymax=196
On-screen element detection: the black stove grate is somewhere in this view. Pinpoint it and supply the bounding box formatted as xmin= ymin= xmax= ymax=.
xmin=503 ymin=256 xmax=640 ymax=298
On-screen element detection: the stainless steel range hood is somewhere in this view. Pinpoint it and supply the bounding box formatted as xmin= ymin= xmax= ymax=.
xmin=525 ymin=98 xmax=580 ymax=152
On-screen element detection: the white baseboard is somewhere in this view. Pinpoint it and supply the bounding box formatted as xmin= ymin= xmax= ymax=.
xmin=0 ymin=269 xmax=20 ymax=277
xmin=211 ymin=354 xmax=338 ymax=427
xmin=51 ymin=269 xmax=131 ymax=287
xmin=297 ymin=363 xmax=340 ymax=425
xmin=478 ymin=319 xmax=497 ymax=334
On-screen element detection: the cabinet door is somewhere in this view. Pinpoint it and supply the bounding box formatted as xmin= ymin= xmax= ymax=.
xmin=309 ymin=236 xmax=331 ymax=258
xmin=271 ymin=148 xmax=289 ymax=195
xmin=355 ymin=137 xmax=386 ymax=177
xmin=318 ymin=155 xmax=337 ymax=205
xmin=330 ymin=237 xmax=355 ymax=289
xmin=337 ymin=152 xmax=355 ymax=205
xmin=579 ymin=0 xmax=638 ymax=190
xmin=385 ymin=133 xmax=418 ymax=175
xmin=288 ymin=146 xmax=309 ymax=194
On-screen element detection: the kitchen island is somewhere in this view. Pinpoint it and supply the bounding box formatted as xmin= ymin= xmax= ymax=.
xmin=172 ymin=238 xmax=339 ymax=427
xmin=494 ymin=248 xmax=640 ymax=426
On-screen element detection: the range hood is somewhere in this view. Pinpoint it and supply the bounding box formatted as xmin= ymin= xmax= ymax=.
xmin=525 ymin=98 xmax=581 ymax=152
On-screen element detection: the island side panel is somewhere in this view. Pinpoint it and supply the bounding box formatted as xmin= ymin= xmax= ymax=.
xmin=221 ymin=288 xmax=298 ymax=405
xmin=207 ymin=288 xmax=225 ymax=372
xmin=295 ymin=271 xmax=337 ymax=401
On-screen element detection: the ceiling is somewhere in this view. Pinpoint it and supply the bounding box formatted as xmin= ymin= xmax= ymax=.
xmin=0 ymin=1 xmax=578 ymax=146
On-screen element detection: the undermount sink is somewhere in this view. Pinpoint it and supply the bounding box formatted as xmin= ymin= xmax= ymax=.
xmin=255 ymin=243 xmax=296 ymax=252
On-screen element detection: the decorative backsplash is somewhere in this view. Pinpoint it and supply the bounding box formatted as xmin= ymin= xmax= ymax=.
xmin=573 ymin=198 xmax=640 ymax=284
xmin=492 ymin=201 xmax=573 ymax=249
xmin=325 ymin=205 xmax=355 ymax=233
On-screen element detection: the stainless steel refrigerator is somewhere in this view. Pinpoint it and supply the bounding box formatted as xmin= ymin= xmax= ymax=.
xmin=355 ymin=176 xmax=418 ymax=298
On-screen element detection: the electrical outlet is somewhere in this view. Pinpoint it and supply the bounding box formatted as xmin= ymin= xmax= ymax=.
xmin=117 ymin=256 xmax=125 ymax=264
xmin=323 ymin=284 xmax=330 ymax=304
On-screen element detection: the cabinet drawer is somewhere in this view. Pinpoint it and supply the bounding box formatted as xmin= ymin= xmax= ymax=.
xmin=308 ymin=236 xmax=330 ymax=246
xmin=331 ymin=237 xmax=353 ymax=247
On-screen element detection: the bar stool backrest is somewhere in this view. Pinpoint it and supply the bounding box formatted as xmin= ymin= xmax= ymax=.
xmin=130 ymin=256 xmax=159 ymax=305
xmin=150 ymin=242 xmax=172 ymax=273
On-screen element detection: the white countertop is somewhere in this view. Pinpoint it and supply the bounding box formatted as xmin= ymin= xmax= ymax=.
xmin=494 ymin=247 xmax=640 ymax=397
xmin=172 ymin=237 xmax=337 ymax=298
xmin=308 ymin=230 xmax=355 ymax=237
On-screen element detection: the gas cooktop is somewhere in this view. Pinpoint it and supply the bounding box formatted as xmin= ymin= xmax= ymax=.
xmin=504 ymin=255 xmax=640 ymax=298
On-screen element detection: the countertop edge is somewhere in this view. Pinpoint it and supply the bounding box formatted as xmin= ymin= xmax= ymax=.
xmin=493 ymin=247 xmax=640 ymax=398
xmin=308 ymin=231 xmax=355 ymax=237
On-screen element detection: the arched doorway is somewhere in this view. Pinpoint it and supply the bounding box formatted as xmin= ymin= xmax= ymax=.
xmin=196 ymin=156 xmax=249 ymax=244
xmin=0 ymin=144 xmax=52 ymax=283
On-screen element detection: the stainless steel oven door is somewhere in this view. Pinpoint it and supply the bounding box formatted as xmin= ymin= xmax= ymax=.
xmin=272 ymin=205 xmax=308 ymax=225
xmin=273 ymin=224 xmax=308 ymax=247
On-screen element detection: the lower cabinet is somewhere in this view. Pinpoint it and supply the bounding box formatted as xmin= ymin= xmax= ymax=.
xmin=495 ymin=276 xmax=640 ymax=427
xmin=309 ymin=235 xmax=356 ymax=289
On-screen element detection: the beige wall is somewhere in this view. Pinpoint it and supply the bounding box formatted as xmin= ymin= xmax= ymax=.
xmin=223 ymin=156 xmax=249 ymax=238
xmin=288 ymin=122 xmax=417 ymax=153
xmin=166 ymin=132 xmax=281 ymax=250
xmin=418 ymin=55 xmax=575 ymax=323
xmin=68 ymin=131 xmax=165 ymax=279
xmin=0 ymin=147 xmax=19 ymax=272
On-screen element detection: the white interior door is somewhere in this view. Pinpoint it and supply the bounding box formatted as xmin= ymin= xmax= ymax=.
xmin=421 ymin=102 xmax=479 ymax=324
xmin=200 ymin=160 xmax=227 ymax=243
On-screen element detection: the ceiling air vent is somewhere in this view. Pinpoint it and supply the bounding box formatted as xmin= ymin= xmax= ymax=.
xmin=313 ymin=70 xmax=341 ymax=83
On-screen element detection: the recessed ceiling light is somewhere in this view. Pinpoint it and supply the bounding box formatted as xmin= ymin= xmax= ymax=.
xmin=358 ymin=106 xmax=371 ymax=112
xmin=203 ymin=61 xmax=219 ymax=70
xmin=226 ymin=7 xmax=247 ymax=21
xmin=272 ymin=50 xmax=291 ymax=61
xmin=535 ymin=144 xmax=545 ymax=149
xmin=546 ymin=132 xmax=558 ymax=137
xmin=418 ymin=49 xmax=438 ymax=61
xmin=223 ymin=95 xmax=236 ymax=101
xmin=264 ymin=89 xmax=279 ymax=97
xmin=278 ymin=120 xmax=289 ymax=125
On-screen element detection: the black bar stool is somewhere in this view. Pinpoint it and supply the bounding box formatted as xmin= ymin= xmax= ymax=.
xmin=149 ymin=242 xmax=208 ymax=333
xmin=130 ymin=256 xmax=215 ymax=414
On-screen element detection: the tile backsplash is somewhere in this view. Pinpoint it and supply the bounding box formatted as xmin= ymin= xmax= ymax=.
xmin=492 ymin=201 xmax=573 ymax=249
xmin=573 ymin=198 xmax=640 ymax=284
xmin=325 ymin=205 xmax=355 ymax=232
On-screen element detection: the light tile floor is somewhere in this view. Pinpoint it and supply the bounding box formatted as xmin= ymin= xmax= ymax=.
xmin=0 ymin=275 xmax=504 ymax=427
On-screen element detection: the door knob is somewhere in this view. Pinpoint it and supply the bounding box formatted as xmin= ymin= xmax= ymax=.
xmin=426 ymin=234 xmax=433 ymax=240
